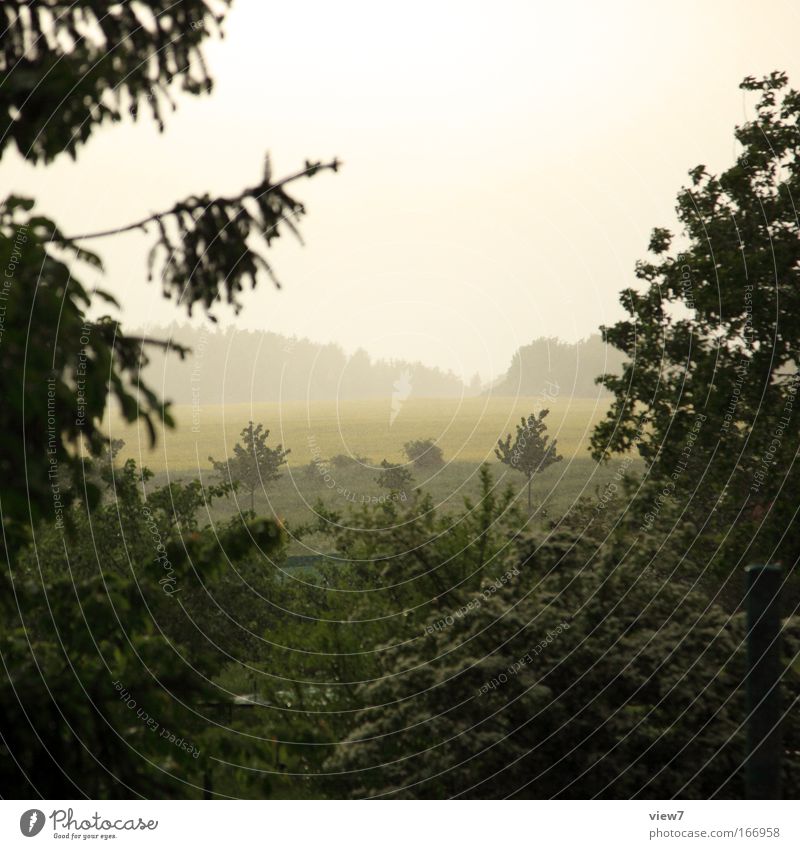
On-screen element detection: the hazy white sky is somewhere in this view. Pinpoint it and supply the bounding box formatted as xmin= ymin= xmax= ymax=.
xmin=6 ymin=0 xmax=800 ymax=380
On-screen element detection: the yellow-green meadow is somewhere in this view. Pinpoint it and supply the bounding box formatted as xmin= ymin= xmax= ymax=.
xmin=107 ymin=395 xmax=611 ymax=473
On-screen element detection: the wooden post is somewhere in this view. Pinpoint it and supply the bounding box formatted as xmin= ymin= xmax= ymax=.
xmin=744 ymin=563 xmax=782 ymax=799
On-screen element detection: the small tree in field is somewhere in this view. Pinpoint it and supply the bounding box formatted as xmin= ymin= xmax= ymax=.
xmin=403 ymin=438 xmax=444 ymax=469
xmin=376 ymin=460 xmax=414 ymax=492
xmin=495 ymin=409 xmax=562 ymax=509
xmin=209 ymin=421 xmax=289 ymax=512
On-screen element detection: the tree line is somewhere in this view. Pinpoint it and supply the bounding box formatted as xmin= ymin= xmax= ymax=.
xmin=133 ymin=324 xmax=622 ymax=404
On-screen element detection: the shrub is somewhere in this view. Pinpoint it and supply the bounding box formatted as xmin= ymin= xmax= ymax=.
xmin=403 ymin=438 xmax=444 ymax=469
xmin=323 ymin=533 xmax=800 ymax=799
xmin=376 ymin=459 xmax=414 ymax=491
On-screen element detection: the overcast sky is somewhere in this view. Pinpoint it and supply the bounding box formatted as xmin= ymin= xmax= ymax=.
xmin=5 ymin=0 xmax=800 ymax=380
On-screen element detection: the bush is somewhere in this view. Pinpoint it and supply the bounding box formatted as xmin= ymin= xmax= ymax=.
xmin=376 ymin=459 xmax=414 ymax=491
xmin=330 ymin=453 xmax=371 ymax=469
xmin=2 ymin=458 xmax=284 ymax=798
xmin=323 ymin=532 xmax=800 ymax=799
xmin=403 ymin=438 xmax=444 ymax=469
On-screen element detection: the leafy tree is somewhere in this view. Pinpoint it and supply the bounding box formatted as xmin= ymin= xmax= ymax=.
xmin=0 ymin=199 xmax=171 ymax=547
xmin=591 ymin=72 xmax=800 ymax=583
xmin=403 ymin=438 xmax=444 ymax=470
xmin=1 ymin=2 xmax=226 ymax=164
xmin=376 ymin=459 xmax=414 ymax=492
xmin=209 ymin=421 xmax=290 ymax=512
xmin=0 ymin=2 xmax=336 ymax=550
xmin=495 ymin=409 xmax=562 ymax=509
xmin=0 ymin=3 xmax=332 ymax=798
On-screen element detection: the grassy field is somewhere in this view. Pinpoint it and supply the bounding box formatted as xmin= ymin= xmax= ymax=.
xmin=106 ymin=396 xmax=613 ymax=473
xmin=162 ymin=456 xmax=631 ymax=535
xmin=106 ymin=396 xmax=636 ymax=543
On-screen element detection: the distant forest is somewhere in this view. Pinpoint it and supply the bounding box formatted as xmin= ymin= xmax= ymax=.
xmin=134 ymin=325 xmax=623 ymax=403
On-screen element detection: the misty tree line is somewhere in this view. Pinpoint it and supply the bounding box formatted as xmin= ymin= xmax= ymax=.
xmin=132 ymin=324 xmax=621 ymax=404
xmin=135 ymin=323 xmax=470 ymax=403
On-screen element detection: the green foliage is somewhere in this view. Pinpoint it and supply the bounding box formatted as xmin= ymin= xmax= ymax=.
xmin=0 ymin=2 xmax=329 ymax=786
xmin=0 ymin=569 xmax=212 ymax=797
xmin=1 ymin=456 xmax=284 ymax=797
xmin=315 ymin=466 xmax=526 ymax=607
xmin=495 ymin=409 xmax=562 ymax=508
xmin=0 ymin=1 xmax=229 ymax=163
xmin=376 ymin=459 xmax=414 ymax=491
xmin=0 ymin=198 xmax=176 ymax=547
xmin=591 ymin=72 xmax=800 ymax=581
xmin=241 ymin=467 xmax=530 ymax=796
xmin=209 ymin=421 xmax=290 ymax=512
xmin=139 ymin=156 xmax=339 ymax=315
xmin=403 ymin=438 xmax=444 ymax=469
xmin=323 ymin=532 xmax=800 ymax=799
